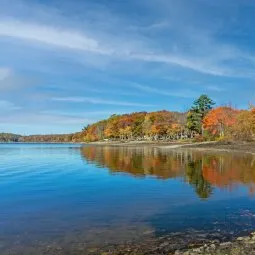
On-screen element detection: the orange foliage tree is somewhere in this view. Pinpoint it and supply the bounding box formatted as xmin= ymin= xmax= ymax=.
xmin=142 ymin=110 xmax=186 ymax=140
xmin=229 ymin=108 xmax=255 ymax=141
xmin=252 ymin=107 xmax=255 ymax=134
xmin=203 ymin=107 xmax=239 ymax=137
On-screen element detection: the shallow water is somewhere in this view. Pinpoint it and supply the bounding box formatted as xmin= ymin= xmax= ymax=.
xmin=1 ymin=144 xmax=255 ymax=254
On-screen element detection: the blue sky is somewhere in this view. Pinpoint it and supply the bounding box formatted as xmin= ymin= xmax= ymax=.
xmin=0 ymin=0 xmax=255 ymax=135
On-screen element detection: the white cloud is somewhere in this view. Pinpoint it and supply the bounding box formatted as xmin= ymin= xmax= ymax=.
xmin=0 ymin=18 xmax=111 ymax=54
xmin=52 ymin=96 xmax=155 ymax=107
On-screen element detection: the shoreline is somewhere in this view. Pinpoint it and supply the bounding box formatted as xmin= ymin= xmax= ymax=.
xmin=2 ymin=140 xmax=255 ymax=156
xmin=88 ymin=140 xmax=255 ymax=155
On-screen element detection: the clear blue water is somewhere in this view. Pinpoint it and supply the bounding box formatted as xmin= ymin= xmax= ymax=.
xmin=1 ymin=144 xmax=255 ymax=254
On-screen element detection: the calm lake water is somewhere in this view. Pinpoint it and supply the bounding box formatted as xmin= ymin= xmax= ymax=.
xmin=1 ymin=144 xmax=255 ymax=254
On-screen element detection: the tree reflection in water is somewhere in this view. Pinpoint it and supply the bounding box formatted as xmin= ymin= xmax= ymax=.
xmin=81 ymin=146 xmax=255 ymax=199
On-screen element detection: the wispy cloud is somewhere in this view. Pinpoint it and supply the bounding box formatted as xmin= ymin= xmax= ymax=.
xmin=0 ymin=17 xmax=240 ymax=77
xmin=132 ymin=83 xmax=199 ymax=98
xmin=0 ymin=68 xmax=37 ymax=93
xmin=206 ymin=85 xmax=225 ymax=92
xmin=42 ymin=110 xmax=126 ymax=117
xmin=129 ymin=53 xmax=227 ymax=76
xmin=0 ymin=100 xmax=21 ymax=111
xmin=52 ymin=96 xmax=155 ymax=107
xmin=0 ymin=112 xmax=95 ymax=136
xmin=0 ymin=68 xmax=11 ymax=81
xmin=0 ymin=18 xmax=111 ymax=54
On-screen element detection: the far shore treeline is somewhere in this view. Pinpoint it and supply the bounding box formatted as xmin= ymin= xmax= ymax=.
xmin=1 ymin=95 xmax=255 ymax=143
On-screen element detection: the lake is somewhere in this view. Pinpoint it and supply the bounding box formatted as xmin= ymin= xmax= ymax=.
xmin=1 ymin=144 xmax=255 ymax=254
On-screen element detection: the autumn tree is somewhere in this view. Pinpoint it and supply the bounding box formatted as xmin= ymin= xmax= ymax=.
xmin=252 ymin=107 xmax=255 ymax=134
xmin=142 ymin=110 xmax=184 ymax=140
xmin=167 ymin=123 xmax=182 ymax=139
xmin=104 ymin=115 xmax=120 ymax=139
xmin=229 ymin=108 xmax=255 ymax=141
xmin=203 ymin=106 xmax=239 ymax=138
xmin=130 ymin=112 xmax=147 ymax=138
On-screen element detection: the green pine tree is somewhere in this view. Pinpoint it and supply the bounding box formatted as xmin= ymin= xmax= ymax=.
xmin=187 ymin=95 xmax=215 ymax=134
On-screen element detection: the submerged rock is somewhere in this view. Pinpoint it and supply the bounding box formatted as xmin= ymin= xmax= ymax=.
xmin=173 ymin=232 xmax=255 ymax=255
xmin=96 ymin=231 xmax=255 ymax=255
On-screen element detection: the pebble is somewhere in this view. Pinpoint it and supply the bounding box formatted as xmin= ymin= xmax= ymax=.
xmin=210 ymin=244 xmax=216 ymax=249
xmin=220 ymin=241 xmax=232 ymax=247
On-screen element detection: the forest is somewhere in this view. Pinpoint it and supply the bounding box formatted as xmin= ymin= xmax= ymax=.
xmin=1 ymin=95 xmax=254 ymax=143
xmin=0 ymin=133 xmax=22 ymax=142
xmin=76 ymin=95 xmax=255 ymax=142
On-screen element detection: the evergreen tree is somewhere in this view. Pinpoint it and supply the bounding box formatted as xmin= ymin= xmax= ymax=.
xmin=187 ymin=94 xmax=215 ymax=134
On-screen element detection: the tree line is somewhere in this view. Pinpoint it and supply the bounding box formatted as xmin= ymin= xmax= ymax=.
xmin=0 ymin=133 xmax=74 ymax=143
xmin=1 ymin=94 xmax=254 ymax=143
xmin=79 ymin=94 xmax=255 ymax=142
xmin=0 ymin=133 xmax=22 ymax=142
